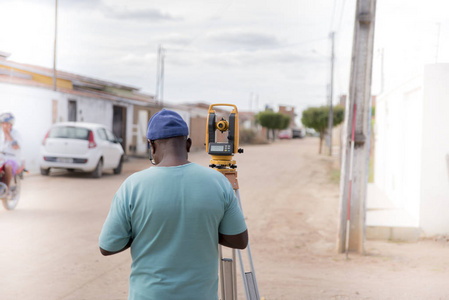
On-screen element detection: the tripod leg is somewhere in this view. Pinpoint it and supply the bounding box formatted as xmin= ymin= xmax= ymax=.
xmin=219 ymin=246 xmax=225 ymax=298
xmin=232 ymin=249 xmax=237 ymax=300
xmin=234 ymin=189 xmax=261 ymax=300
xmin=219 ymin=245 xmax=237 ymax=300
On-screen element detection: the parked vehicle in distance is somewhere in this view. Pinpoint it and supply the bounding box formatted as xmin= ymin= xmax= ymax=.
xmin=40 ymin=122 xmax=124 ymax=178
xmin=292 ymin=128 xmax=304 ymax=139
xmin=278 ymin=129 xmax=292 ymax=139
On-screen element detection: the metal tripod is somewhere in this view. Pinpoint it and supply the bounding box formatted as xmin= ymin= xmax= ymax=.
xmin=219 ymin=174 xmax=260 ymax=300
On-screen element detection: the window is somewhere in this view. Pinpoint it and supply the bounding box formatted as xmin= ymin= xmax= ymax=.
xmin=49 ymin=127 xmax=90 ymax=140
xmin=97 ymin=128 xmax=107 ymax=140
xmin=105 ymin=129 xmax=116 ymax=142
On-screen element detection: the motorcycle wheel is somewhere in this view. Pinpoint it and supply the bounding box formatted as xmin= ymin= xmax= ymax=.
xmin=2 ymin=174 xmax=21 ymax=210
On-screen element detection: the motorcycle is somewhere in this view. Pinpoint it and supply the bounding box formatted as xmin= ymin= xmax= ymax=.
xmin=0 ymin=152 xmax=25 ymax=210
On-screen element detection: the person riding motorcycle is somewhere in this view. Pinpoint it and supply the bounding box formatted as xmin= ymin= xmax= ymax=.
xmin=0 ymin=112 xmax=22 ymax=193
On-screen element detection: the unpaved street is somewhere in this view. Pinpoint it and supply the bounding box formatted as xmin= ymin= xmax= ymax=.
xmin=1 ymin=138 xmax=449 ymax=300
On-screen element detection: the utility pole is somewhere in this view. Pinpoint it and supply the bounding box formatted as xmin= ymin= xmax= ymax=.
xmin=380 ymin=48 xmax=384 ymax=94
xmin=337 ymin=0 xmax=377 ymax=254
xmin=249 ymin=92 xmax=253 ymax=111
xmin=53 ymin=0 xmax=58 ymax=91
xmin=155 ymin=45 xmax=165 ymax=105
xmin=160 ymin=48 xmax=165 ymax=103
xmin=255 ymin=94 xmax=259 ymax=112
xmin=435 ymin=22 xmax=441 ymax=63
xmin=327 ymin=31 xmax=335 ymax=156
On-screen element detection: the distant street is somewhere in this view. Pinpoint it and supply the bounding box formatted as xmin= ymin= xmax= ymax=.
xmin=0 ymin=146 xmax=212 ymax=300
xmin=0 ymin=156 xmax=142 ymax=299
xmin=1 ymin=138 xmax=449 ymax=300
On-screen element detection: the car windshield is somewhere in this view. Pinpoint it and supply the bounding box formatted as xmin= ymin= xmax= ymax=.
xmin=48 ymin=126 xmax=90 ymax=140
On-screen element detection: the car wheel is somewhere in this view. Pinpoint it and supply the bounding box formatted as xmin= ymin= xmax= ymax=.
xmin=91 ymin=159 xmax=103 ymax=178
xmin=40 ymin=168 xmax=50 ymax=176
xmin=113 ymin=156 xmax=123 ymax=175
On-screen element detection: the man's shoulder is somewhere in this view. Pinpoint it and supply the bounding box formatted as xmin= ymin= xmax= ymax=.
xmin=186 ymin=163 xmax=225 ymax=177
xmin=121 ymin=163 xmax=227 ymax=184
xmin=126 ymin=167 xmax=152 ymax=182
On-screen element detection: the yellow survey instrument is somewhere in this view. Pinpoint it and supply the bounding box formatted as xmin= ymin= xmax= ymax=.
xmin=206 ymin=104 xmax=260 ymax=300
xmin=205 ymin=104 xmax=244 ymax=176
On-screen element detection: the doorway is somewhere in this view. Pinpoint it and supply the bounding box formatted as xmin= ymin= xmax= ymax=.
xmin=113 ymin=106 xmax=127 ymax=152
xmin=68 ymin=100 xmax=77 ymax=122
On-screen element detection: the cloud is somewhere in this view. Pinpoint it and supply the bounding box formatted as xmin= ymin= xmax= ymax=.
xmin=201 ymin=49 xmax=324 ymax=68
xmin=59 ymin=0 xmax=103 ymax=10
xmin=103 ymin=6 xmax=180 ymax=22
xmin=158 ymin=34 xmax=192 ymax=46
xmin=206 ymin=30 xmax=282 ymax=49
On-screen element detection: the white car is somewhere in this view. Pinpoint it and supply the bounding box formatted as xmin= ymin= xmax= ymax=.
xmin=40 ymin=122 xmax=124 ymax=178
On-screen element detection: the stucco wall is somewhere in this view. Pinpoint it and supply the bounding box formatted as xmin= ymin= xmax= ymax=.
xmin=420 ymin=64 xmax=449 ymax=235
xmin=374 ymin=76 xmax=422 ymax=225
xmin=0 ymin=83 xmax=60 ymax=172
xmin=374 ymin=64 xmax=449 ymax=235
xmin=0 ymin=83 xmax=137 ymax=173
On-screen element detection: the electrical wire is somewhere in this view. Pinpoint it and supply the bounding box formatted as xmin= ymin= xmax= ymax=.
xmin=337 ymin=0 xmax=347 ymax=32
xmin=330 ymin=0 xmax=338 ymax=32
xmin=330 ymin=0 xmax=348 ymax=33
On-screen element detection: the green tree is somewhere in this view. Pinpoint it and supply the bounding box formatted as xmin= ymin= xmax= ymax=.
xmin=256 ymin=111 xmax=291 ymax=141
xmin=301 ymin=105 xmax=344 ymax=154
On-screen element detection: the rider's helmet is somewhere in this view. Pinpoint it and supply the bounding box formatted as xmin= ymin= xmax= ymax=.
xmin=0 ymin=112 xmax=15 ymax=126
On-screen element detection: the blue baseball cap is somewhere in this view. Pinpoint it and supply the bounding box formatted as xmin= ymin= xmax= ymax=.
xmin=147 ymin=109 xmax=189 ymax=140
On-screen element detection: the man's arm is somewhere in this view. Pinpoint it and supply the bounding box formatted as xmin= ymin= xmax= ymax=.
xmin=99 ymin=238 xmax=133 ymax=256
xmin=219 ymin=229 xmax=248 ymax=249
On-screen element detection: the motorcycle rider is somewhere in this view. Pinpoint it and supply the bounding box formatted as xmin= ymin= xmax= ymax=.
xmin=0 ymin=113 xmax=22 ymax=192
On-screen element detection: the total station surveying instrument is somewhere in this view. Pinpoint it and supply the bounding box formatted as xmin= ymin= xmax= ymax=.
xmin=206 ymin=104 xmax=261 ymax=300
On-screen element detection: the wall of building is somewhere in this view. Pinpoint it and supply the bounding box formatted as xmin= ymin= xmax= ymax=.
xmin=0 ymin=83 xmax=61 ymax=172
xmin=61 ymin=95 xmax=113 ymax=125
xmin=374 ymin=65 xmax=449 ymax=235
xmin=374 ymin=76 xmax=422 ymax=226
xmin=0 ymin=83 xmax=140 ymax=172
xmin=420 ymin=64 xmax=449 ymax=235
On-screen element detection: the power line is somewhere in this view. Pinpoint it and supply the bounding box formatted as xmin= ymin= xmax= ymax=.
xmin=330 ymin=0 xmax=348 ymax=33
xmin=337 ymin=0 xmax=347 ymax=32
xmin=330 ymin=0 xmax=338 ymax=32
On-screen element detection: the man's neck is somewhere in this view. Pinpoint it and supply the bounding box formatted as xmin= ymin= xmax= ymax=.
xmin=156 ymin=154 xmax=190 ymax=167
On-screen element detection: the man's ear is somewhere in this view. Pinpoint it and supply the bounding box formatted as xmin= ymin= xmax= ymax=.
xmin=186 ymin=138 xmax=192 ymax=153
xmin=148 ymin=140 xmax=157 ymax=154
xmin=150 ymin=140 xmax=157 ymax=154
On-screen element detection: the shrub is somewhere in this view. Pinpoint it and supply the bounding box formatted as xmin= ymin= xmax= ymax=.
xmin=239 ymin=128 xmax=268 ymax=145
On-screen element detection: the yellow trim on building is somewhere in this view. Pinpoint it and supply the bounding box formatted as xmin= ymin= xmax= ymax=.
xmin=0 ymin=65 xmax=73 ymax=89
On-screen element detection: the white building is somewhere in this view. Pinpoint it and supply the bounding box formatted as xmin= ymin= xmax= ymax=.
xmin=369 ymin=64 xmax=449 ymax=237
xmin=0 ymin=54 xmax=159 ymax=173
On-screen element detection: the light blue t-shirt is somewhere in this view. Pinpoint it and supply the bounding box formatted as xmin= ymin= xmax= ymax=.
xmin=99 ymin=163 xmax=247 ymax=300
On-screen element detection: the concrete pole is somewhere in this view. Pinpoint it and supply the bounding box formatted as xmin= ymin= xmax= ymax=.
xmin=155 ymin=45 xmax=161 ymax=104
xmin=435 ymin=22 xmax=441 ymax=63
xmin=327 ymin=32 xmax=335 ymax=156
xmin=380 ymin=48 xmax=384 ymax=94
xmin=53 ymin=0 xmax=58 ymax=91
xmin=160 ymin=47 xmax=165 ymax=105
xmin=337 ymin=0 xmax=377 ymax=254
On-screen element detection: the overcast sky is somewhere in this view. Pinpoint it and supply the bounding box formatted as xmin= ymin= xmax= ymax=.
xmin=1 ymin=0 xmax=448 ymax=120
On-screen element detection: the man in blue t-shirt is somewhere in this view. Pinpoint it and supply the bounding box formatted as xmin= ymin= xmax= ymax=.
xmin=99 ymin=109 xmax=248 ymax=300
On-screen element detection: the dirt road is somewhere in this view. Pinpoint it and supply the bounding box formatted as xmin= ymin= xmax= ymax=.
xmin=1 ymin=137 xmax=449 ymax=299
